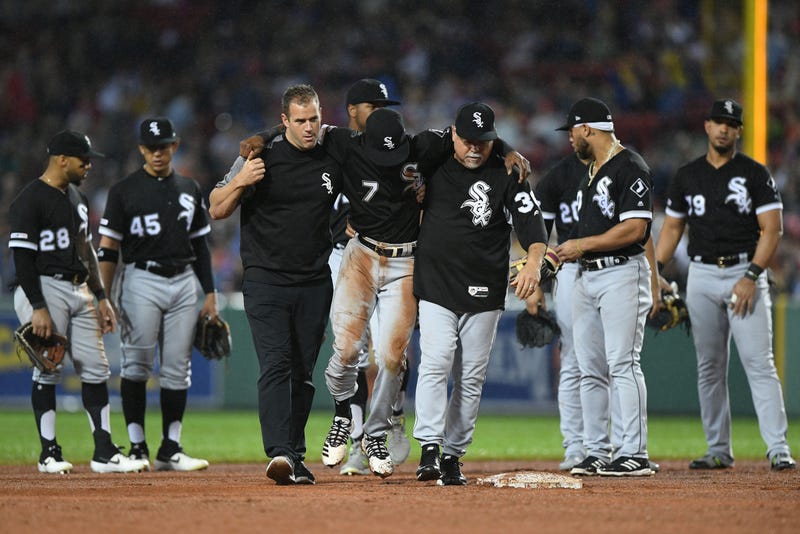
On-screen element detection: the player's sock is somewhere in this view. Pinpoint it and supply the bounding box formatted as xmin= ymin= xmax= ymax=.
xmin=121 ymin=378 xmax=147 ymax=443
xmin=334 ymin=398 xmax=352 ymax=419
xmin=392 ymin=366 xmax=409 ymax=415
xmin=160 ymin=388 xmax=187 ymax=445
xmin=82 ymin=382 xmax=115 ymax=455
xmin=32 ymin=382 xmax=57 ymax=449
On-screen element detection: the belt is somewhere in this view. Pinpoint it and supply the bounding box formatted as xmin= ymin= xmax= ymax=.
xmin=134 ymin=262 xmax=187 ymax=278
xmin=47 ymin=272 xmax=87 ymax=284
xmin=579 ymin=255 xmax=629 ymax=272
xmin=692 ymin=252 xmax=752 ymax=268
xmin=357 ymin=235 xmax=416 ymax=258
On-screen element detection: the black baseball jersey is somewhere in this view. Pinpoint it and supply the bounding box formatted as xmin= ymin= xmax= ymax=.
xmin=414 ymin=155 xmax=547 ymax=313
xmin=9 ymin=179 xmax=91 ymax=278
xmin=218 ymin=135 xmax=343 ymax=285
xmin=330 ymin=194 xmax=351 ymax=247
xmin=99 ymin=168 xmax=210 ymax=267
xmin=575 ymin=149 xmax=653 ymax=258
xmin=534 ymin=153 xmax=587 ymax=244
xmin=665 ymin=152 xmax=782 ymax=257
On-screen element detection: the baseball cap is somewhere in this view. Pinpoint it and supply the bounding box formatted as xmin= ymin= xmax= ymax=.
xmin=139 ymin=117 xmax=179 ymax=145
xmin=364 ymin=108 xmax=410 ymax=167
xmin=346 ymin=79 xmax=401 ymax=106
xmin=556 ymin=98 xmax=614 ymax=131
xmin=47 ymin=130 xmax=105 ymax=158
xmin=708 ymin=99 xmax=743 ymax=125
xmin=454 ymin=102 xmax=498 ymax=141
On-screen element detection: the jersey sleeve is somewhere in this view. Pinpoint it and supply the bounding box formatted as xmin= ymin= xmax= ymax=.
xmin=8 ymin=190 xmax=40 ymax=252
xmin=664 ymin=166 xmax=689 ymax=218
xmin=412 ymin=128 xmax=453 ymax=175
xmin=98 ymin=183 xmax=126 ymax=242
xmin=615 ymin=160 xmax=653 ymax=222
xmin=322 ymin=127 xmax=354 ymax=165
xmin=188 ymin=180 xmax=211 ymax=239
xmin=751 ymin=166 xmax=783 ymax=215
xmin=506 ymin=178 xmax=547 ymax=250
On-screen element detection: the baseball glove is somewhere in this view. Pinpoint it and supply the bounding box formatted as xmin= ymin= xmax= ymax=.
xmin=14 ymin=322 xmax=68 ymax=373
xmin=509 ymin=247 xmax=562 ymax=286
xmin=647 ymin=281 xmax=691 ymax=333
xmin=516 ymin=308 xmax=561 ymax=348
xmin=193 ymin=315 xmax=232 ymax=360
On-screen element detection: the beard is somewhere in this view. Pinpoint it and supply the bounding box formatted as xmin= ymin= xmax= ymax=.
xmin=575 ymin=137 xmax=592 ymax=161
xmin=711 ymin=141 xmax=734 ymax=157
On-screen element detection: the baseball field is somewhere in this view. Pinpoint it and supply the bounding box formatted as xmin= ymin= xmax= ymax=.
xmin=1 ymin=410 xmax=797 ymax=533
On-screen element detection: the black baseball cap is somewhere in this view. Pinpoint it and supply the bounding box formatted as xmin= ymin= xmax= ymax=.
xmin=364 ymin=108 xmax=410 ymax=167
xmin=47 ymin=130 xmax=105 ymax=158
xmin=139 ymin=117 xmax=179 ymax=145
xmin=346 ymin=79 xmax=401 ymax=106
xmin=454 ymin=102 xmax=498 ymax=141
xmin=708 ymin=99 xmax=743 ymax=125
xmin=556 ymin=97 xmax=614 ymax=131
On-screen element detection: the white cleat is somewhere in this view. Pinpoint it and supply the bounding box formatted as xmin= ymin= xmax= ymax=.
xmin=386 ymin=415 xmax=411 ymax=465
xmin=38 ymin=457 xmax=73 ymax=474
xmin=91 ymin=452 xmax=148 ymax=473
xmin=362 ymin=434 xmax=394 ymax=478
xmin=154 ymin=452 xmax=209 ymax=472
xmin=321 ymin=416 xmax=352 ymax=467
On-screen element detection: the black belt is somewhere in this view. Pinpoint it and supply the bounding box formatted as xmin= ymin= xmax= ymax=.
xmin=134 ymin=262 xmax=187 ymax=278
xmin=47 ymin=272 xmax=87 ymax=284
xmin=579 ymin=255 xmax=629 ymax=272
xmin=357 ymin=235 xmax=416 ymax=258
xmin=692 ymin=252 xmax=752 ymax=268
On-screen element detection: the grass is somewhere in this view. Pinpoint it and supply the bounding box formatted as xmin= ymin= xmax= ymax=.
xmin=1 ymin=409 xmax=796 ymax=465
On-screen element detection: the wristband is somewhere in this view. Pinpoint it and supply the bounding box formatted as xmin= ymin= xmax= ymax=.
xmin=93 ymin=288 xmax=107 ymax=301
xmin=744 ymin=262 xmax=763 ymax=281
xmin=97 ymin=247 xmax=119 ymax=264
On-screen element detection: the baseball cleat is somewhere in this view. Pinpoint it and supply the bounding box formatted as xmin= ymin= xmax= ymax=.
xmin=559 ymin=454 xmax=585 ymax=471
xmin=38 ymin=443 xmax=73 ymax=474
xmin=321 ymin=416 xmax=352 ymax=467
xmin=91 ymin=452 xmax=148 ymax=473
xmin=386 ymin=414 xmax=411 ymax=465
xmin=416 ymin=443 xmax=441 ymax=481
xmin=570 ymin=455 xmax=608 ymax=476
xmin=154 ymin=451 xmax=209 ymax=472
xmin=689 ymin=454 xmax=733 ymax=470
xmin=770 ymin=452 xmax=796 ymax=471
xmin=597 ymin=456 xmax=652 ymax=477
xmin=293 ymin=460 xmax=316 ymax=484
xmin=361 ymin=433 xmax=393 ymax=478
xmin=266 ymin=456 xmax=295 ymax=485
xmin=340 ymin=440 xmax=371 ymax=476
xmin=438 ymin=454 xmax=467 ymax=486
xmin=129 ymin=441 xmax=151 ymax=471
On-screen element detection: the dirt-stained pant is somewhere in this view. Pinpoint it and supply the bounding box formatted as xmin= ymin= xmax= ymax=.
xmin=324 ymin=238 xmax=417 ymax=438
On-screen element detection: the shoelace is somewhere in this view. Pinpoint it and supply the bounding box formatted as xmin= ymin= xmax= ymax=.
xmin=326 ymin=418 xmax=351 ymax=446
xmin=363 ymin=436 xmax=390 ymax=459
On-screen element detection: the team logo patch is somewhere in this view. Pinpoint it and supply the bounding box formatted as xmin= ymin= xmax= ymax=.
xmin=724 ymin=176 xmax=752 ymax=215
xmin=10 ymin=232 xmax=27 ymax=239
xmin=461 ymin=181 xmax=492 ymax=227
xmin=468 ymin=286 xmax=489 ymax=297
xmin=630 ymin=178 xmax=648 ymax=197
xmin=321 ymin=172 xmax=333 ymax=195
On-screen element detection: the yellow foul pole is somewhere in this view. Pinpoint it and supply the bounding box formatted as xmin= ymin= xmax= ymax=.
xmin=743 ymin=0 xmax=767 ymax=164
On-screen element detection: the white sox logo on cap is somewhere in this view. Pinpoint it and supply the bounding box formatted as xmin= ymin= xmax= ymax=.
xmin=724 ymin=101 xmax=734 ymax=115
xmin=383 ymin=136 xmax=396 ymax=150
xmin=149 ymin=121 xmax=161 ymax=136
xmin=472 ymin=112 xmax=484 ymax=128
xmin=379 ymin=83 xmax=389 ymax=99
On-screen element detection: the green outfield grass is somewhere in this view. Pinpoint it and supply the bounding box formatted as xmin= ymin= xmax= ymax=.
xmin=0 ymin=409 xmax=796 ymax=465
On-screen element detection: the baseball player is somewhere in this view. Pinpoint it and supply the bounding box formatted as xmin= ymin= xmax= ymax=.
xmin=655 ymin=99 xmax=795 ymax=471
xmin=211 ymin=84 xmax=344 ymax=485
xmin=554 ymin=98 xmax=654 ymax=477
xmin=413 ymin=102 xmax=547 ymax=485
xmin=9 ymin=130 xmax=146 ymax=474
xmin=320 ymin=108 xmax=532 ymax=478
xmin=98 ymin=117 xmax=215 ymax=472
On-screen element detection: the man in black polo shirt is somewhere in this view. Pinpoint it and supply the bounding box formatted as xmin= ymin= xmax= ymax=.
xmin=210 ymin=84 xmax=343 ymax=485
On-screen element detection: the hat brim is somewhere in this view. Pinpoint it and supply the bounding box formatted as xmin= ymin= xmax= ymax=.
xmin=457 ymin=130 xmax=499 ymax=142
xmin=364 ymin=140 xmax=410 ymax=167
xmin=708 ymin=115 xmax=742 ymax=125
xmin=86 ymin=149 xmax=106 ymax=158
xmin=555 ymin=123 xmax=572 ymax=131
xmin=350 ymin=98 xmax=402 ymax=106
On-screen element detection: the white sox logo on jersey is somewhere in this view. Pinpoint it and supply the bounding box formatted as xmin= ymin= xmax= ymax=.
xmin=177 ymin=193 xmax=195 ymax=231
xmin=461 ymin=181 xmax=492 ymax=226
xmin=401 ymin=162 xmax=422 ymax=195
xmin=149 ymin=121 xmax=161 ymax=136
xmin=472 ymin=112 xmax=484 ymax=128
xmin=724 ymin=176 xmax=752 ymax=214
xmin=77 ymin=203 xmax=89 ymax=237
xmin=321 ymin=172 xmax=333 ymax=195
xmin=592 ymin=176 xmax=616 ymax=219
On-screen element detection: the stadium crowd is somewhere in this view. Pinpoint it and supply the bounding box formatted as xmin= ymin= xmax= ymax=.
xmin=2 ymin=0 xmax=799 ymax=295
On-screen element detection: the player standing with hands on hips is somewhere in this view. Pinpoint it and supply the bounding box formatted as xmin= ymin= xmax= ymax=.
xmin=9 ymin=130 xmax=146 ymax=473
xmin=413 ymin=103 xmax=547 ymax=485
xmin=554 ymin=98 xmax=654 ymax=477
xmin=98 ymin=118 xmax=215 ymax=471
xmin=655 ymin=99 xmax=795 ymax=471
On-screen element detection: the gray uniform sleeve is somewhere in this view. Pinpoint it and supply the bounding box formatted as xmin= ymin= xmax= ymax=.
xmin=216 ymin=156 xmax=255 ymax=200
